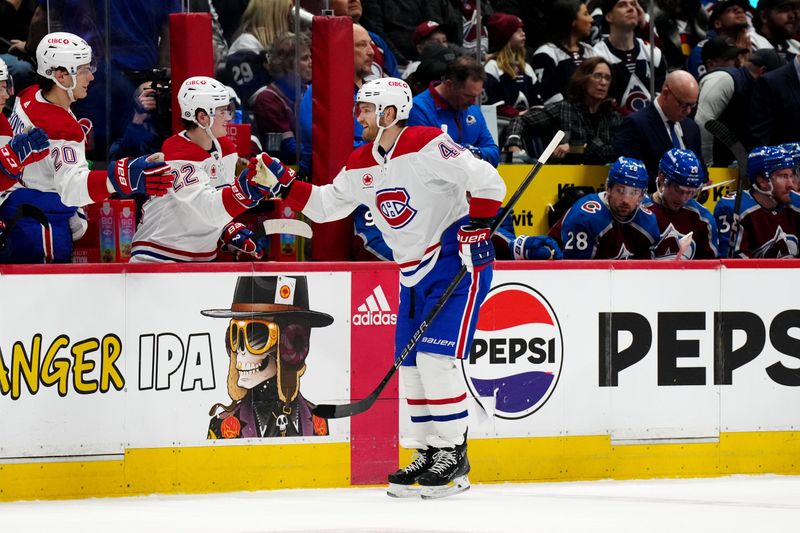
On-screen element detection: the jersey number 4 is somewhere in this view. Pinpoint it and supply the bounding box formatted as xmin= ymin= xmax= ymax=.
xmin=438 ymin=141 xmax=461 ymax=159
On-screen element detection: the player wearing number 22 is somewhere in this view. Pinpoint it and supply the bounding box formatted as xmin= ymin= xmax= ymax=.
xmin=255 ymin=77 xmax=506 ymax=499
xmin=1 ymin=32 xmax=172 ymax=263
xmin=550 ymin=156 xmax=660 ymax=259
xmin=130 ymin=76 xmax=272 ymax=263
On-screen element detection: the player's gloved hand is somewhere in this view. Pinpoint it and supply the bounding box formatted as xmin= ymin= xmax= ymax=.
xmin=457 ymin=221 xmax=494 ymax=273
xmin=220 ymin=222 xmax=265 ymax=260
xmin=0 ymin=127 xmax=50 ymax=176
xmin=252 ymin=152 xmax=297 ymax=198
xmin=108 ymin=156 xmax=172 ymax=197
xmin=512 ymin=235 xmax=563 ymax=260
xmin=229 ymin=159 xmax=269 ymax=207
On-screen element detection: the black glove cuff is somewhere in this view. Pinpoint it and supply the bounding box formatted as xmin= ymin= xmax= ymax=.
xmin=469 ymin=217 xmax=493 ymax=229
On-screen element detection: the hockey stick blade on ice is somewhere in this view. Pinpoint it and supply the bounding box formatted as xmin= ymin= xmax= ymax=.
xmin=704 ymin=119 xmax=748 ymax=258
xmin=312 ymin=130 xmax=567 ymax=419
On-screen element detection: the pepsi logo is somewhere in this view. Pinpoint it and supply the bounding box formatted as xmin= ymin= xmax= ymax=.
xmin=462 ymin=282 xmax=563 ymax=419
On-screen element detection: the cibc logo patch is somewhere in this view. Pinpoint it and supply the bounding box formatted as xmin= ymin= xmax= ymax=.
xmin=462 ymin=282 xmax=563 ymax=419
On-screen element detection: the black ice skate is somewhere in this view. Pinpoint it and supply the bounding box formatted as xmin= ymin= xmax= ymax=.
xmin=417 ymin=441 xmax=470 ymax=499
xmin=386 ymin=448 xmax=434 ymax=498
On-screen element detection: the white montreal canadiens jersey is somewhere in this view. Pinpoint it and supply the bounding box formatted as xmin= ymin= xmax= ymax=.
xmin=302 ymin=126 xmax=506 ymax=286
xmin=7 ymin=85 xmax=95 ymax=207
xmin=130 ymin=133 xmax=239 ymax=262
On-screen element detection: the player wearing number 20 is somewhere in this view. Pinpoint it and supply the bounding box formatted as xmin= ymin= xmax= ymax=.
xmin=551 ymin=156 xmax=660 ymax=259
xmin=1 ymin=32 xmax=172 ymax=263
xmin=256 ymin=77 xmax=506 ymax=498
xmin=130 ymin=77 xmax=270 ymax=263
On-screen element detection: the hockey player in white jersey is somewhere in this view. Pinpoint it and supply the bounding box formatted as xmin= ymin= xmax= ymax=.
xmin=252 ymin=77 xmax=506 ymax=498
xmin=130 ymin=76 xmax=271 ymax=262
xmin=1 ymin=32 xmax=172 ymax=263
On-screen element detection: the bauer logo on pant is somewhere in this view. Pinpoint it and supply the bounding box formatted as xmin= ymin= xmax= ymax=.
xmin=463 ymin=282 xmax=564 ymax=419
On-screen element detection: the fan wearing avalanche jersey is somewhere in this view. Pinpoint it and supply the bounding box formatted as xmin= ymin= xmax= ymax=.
xmin=254 ymin=77 xmax=505 ymax=499
xmin=130 ymin=77 xmax=270 ymax=263
xmin=1 ymin=32 xmax=172 ymax=263
xmin=550 ymin=156 xmax=660 ymax=259
xmin=642 ymin=148 xmax=718 ymax=259
xmin=714 ymin=145 xmax=800 ymax=258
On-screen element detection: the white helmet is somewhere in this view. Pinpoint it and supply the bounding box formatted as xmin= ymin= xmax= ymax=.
xmin=0 ymin=58 xmax=8 ymax=82
xmin=356 ymin=77 xmax=413 ymax=122
xmin=178 ymin=76 xmax=230 ymax=127
xmin=36 ymin=32 xmax=92 ymax=78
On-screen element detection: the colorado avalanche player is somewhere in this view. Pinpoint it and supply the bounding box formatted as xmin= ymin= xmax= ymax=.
xmin=643 ymin=148 xmax=718 ymax=259
xmin=1 ymin=32 xmax=171 ymax=263
xmin=130 ymin=77 xmax=268 ymax=263
xmin=551 ymin=156 xmax=660 ymax=259
xmin=251 ymin=77 xmax=506 ymax=498
xmin=714 ymin=145 xmax=800 ymax=258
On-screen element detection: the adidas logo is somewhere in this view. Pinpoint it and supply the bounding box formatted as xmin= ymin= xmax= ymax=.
xmin=353 ymin=285 xmax=396 ymax=326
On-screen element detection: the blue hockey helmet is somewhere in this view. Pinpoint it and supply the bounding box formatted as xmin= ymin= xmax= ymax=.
xmin=778 ymin=142 xmax=800 ymax=170
xmin=607 ymin=156 xmax=649 ymax=190
xmin=658 ymin=148 xmax=705 ymax=189
xmin=747 ymin=145 xmax=793 ymax=180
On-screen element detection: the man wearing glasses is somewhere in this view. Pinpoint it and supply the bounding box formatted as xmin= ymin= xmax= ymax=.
xmin=613 ymin=70 xmax=704 ymax=188
xmin=550 ymin=156 xmax=660 ymax=259
xmin=643 ymin=148 xmax=719 ymax=259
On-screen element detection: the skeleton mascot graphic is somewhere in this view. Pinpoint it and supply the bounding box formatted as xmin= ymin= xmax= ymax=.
xmin=202 ymin=275 xmax=332 ymax=438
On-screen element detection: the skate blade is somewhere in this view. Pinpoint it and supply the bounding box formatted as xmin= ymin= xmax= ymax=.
xmin=387 ymin=483 xmax=421 ymax=498
xmin=420 ymin=476 xmax=470 ymax=500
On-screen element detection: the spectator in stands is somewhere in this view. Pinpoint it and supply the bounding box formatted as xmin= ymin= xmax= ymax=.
xmin=108 ymin=81 xmax=163 ymax=160
xmin=642 ymin=148 xmax=719 ymax=259
xmin=549 ymin=156 xmax=660 ymax=259
xmin=407 ymin=43 xmax=457 ymax=95
xmin=505 ymin=57 xmax=622 ymax=164
xmin=299 ymin=23 xmax=373 ymax=177
xmin=748 ymin=54 xmax=800 ymax=145
xmin=696 ymin=48 xmax=783 ymax=166
xmin=483 ymin=13 xmax=541 ymax=119
xmin=593 ymin=0 xmax=667 ymax=116
xmin=225 ymin=0 xmax=293 ymax=108
xmin=613 ymin=70 xmax=703 ymax=187
xmin=403 ymin=21 xmax=453 ymax=81
xmin=687 ymin=0 xmax=751 ymax=78
xmin=211 ymin=0 xmax=249 ymax=44
xmin=408 ymin=55 xmax=499 ymax=165
xmin=651 ymin=0 xmax=709 ymax=71
xmin=699 ymin=35 xmax=748 ymax=74
xmin=714 ymin=145 xmax=800 ymax=257
xmin=1 ymin=0 xmax=37 ymax=91
xmin=751 ymin=0 xmax=800 ymax=63
xmin=331 ymin=0 xmax=401 ymax=80
xmin=429 ymin=0 xmax=493 ymax=56
xmin=253 ymin=33 xmax=312 ymax=165
xmin=493 ymin=0 xmax=550 ymax=55
xmin=532 ymin=0 xmax=597 ymax=105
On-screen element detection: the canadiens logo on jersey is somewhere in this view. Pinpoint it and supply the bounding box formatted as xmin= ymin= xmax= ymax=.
xmin=376 ymin=187 xmax=417 ymax=228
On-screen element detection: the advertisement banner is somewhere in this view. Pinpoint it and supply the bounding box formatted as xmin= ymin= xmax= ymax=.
xmin=0 ymin=272 xmax=350 ymax=459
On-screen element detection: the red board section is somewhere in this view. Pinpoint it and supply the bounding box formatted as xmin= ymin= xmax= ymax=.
xmin=350 ymin=269 xmax=399 ymax=485
xmin=169 ymin=13 xmax=214 ymax=134
xmin=310 ymin=16 xmax=355 ymax=260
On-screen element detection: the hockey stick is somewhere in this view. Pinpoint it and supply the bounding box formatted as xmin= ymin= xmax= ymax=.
xmin=704 ymin=119 xmax=749 ymax=258
xmin=312 ymin=130 xmax=566 ymax=419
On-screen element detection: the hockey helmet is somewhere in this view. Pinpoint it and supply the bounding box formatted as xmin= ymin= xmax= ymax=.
xmin=779 ymin=142 xmax=800 ymax=171
xmin=0 ymin=58 xmax=8 ymax=83
xmin=177 ymin=76 xmax=231 ymax=127
xmin=356 ymin=77 xmax=413 ymax=122
xmin=36 ymin=32 xmax=93 ymax=78
xmin=658 ymin=148 xmax=705 ymax=189
xmin=607 ymin=156 xmax=649 ymax=190
xmin=747 ymin=145 xmax=793 ymax=180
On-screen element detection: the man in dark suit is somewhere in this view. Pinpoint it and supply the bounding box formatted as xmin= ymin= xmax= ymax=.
xmin=613 ymin=70 xmax=703 ymax=189
xmin=749 ymin=56 xmax=800 ymax=147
